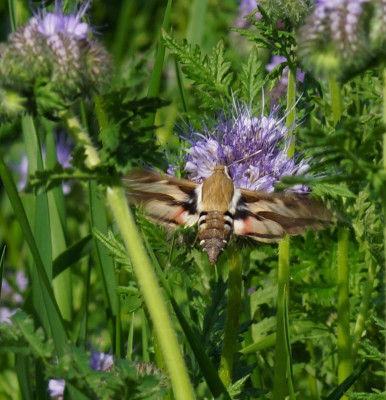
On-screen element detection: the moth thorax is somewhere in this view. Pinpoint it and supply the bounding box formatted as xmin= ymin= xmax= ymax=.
xmin=198 ymin=211 xmax=233 ymax=264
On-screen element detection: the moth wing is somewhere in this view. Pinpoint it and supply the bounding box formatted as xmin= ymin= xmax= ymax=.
xmin=233 ymin=188 xmax=330 ymax=242
xmin=124 ymin=170 xmax=200 ymax=227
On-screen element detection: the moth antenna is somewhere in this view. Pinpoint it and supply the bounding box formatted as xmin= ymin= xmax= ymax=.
xmin=227 ymin=149 xmax=262 ymax=168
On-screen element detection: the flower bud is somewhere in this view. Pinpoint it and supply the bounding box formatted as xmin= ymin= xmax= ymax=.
xmin=0 ymin=4 xmax=113 ymax=116
xmin=297 ymin=0 xmax=374 ymax=75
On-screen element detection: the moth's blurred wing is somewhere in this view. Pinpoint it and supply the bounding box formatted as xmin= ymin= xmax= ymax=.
xmin=233 ymin=188 xmax=331 ymax=242
xmin=124 ymin=170 xmax=200 ymax=226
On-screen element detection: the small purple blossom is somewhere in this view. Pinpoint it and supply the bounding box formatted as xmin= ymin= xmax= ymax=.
xmin=16 ymin=132 xmax=73 ymax=193
xmin=0 ymin=307 xmax=17 ymax=324
xmin=1 ymin=270 xmax=28 ymax=304
xmin=236 ymin=0 xmax=261 ymax=27
xmin=48 ymin=379 xmax=65 ymax=399
xmin=266 ymin=55 xmax=306 ymax=99
xmin=178 ymin=101 xmax=310 ymax=193
xmin=37 ymin=9 xmax=89 ymax=40
xmin=90 ymin=351 xmax=114 ymax=371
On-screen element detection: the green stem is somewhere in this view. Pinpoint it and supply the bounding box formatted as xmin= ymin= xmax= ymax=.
xmin=273 ymin=235 xmax=291 ymax=399
xmin=329 ymin=74 xmax=342 ymax=126
xmin=0 ymin=154 xmax=68 ymax=354
xmin=352 ymin=253 xmax=377 ymax=359
xmin=329 ymin=74 xmax=353 ymax=396
xmin=286 ymin=66 xmax=296 ymax=157
xmin=219 ymin=249 xmax=243 ymax=387
xmin=59 ymin=110 xmax=195 ymax=400
xmin=143 ymin=0 xmax=172 ymax=128
xmin=337 ymin=228 xmax=352 ymax=394
xmin=382 ymin=67 xmax=386 ymax=276
xmin=273 ymin=66 xmax=296 ymax=399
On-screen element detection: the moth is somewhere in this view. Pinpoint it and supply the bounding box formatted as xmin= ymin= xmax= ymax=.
xmin=124 ymin=165 xmax=330 ymax=264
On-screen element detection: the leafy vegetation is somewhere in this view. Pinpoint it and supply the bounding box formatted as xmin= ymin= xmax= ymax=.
xmin=0 ymin=0 xmax=384 ymax=399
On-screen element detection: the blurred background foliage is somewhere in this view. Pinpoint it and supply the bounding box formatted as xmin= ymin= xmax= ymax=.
xmin=0 ymin=0 xmax=384 ymax=399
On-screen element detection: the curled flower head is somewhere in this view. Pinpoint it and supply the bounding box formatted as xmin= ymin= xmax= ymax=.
xmin=0 ymin=1 xmax=112 ymax=117
xmin=177 ymin=101 xmax=309 ymax=193
xmin=297 ymin=0 xmax=382 ymax=75
xmin=259 ymin=0 xmax=312 ymax=27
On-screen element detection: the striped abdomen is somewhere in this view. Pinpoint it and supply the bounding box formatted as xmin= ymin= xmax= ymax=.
xmin=198 ymin=211 xmax=233 ymax=264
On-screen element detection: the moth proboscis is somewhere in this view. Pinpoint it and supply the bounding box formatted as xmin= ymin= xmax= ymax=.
xmin=124 ymin=166 xmax=331 ymax=264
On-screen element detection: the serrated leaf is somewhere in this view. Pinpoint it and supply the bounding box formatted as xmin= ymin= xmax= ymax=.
xmin=163 ymin=33 xmax=233 ymax=110
xmin=0 ymin=311 xmax=55 ymax=358
xmin=227 ymin=374 xmax=249 ymax=397
xmin=93 ymin=229 xmax=132 ymax=273
xmin=12 ymin=312 xmax=54 ymax=359
xmin=313 ymin=183 xmax=356 ymax=198
xmin=240 ymin=46 xmax=263 ymax=104
xmin=250 ymin=285 xmax=277 ymax=307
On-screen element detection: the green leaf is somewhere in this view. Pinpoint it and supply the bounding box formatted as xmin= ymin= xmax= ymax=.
xmin=313 ymin=183 xmax=356 ymax=199
xmin=163 ymin=33 xmax=233 ymax=110
xmin=52 ymin=235 xmax=93 ymax=278
xmin=98 ymin=94 xmax=168 ymax=173
xmin=0 ymin=311 xmax=54 ymax=358
xmin=93 ymin=229 xmax=132 ymax=274
xmin=240 ymin=46 xmax=263 ymax=105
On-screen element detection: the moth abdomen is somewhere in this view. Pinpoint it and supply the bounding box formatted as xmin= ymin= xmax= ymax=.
xmin=198 ymin=211 xmax=233 ymax=264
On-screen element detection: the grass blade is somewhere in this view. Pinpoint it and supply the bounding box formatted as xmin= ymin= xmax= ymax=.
xmin=52 ymin=235 xmax=93 ymax=278
xmin=0 ymin=153 xmax=68 ymax=354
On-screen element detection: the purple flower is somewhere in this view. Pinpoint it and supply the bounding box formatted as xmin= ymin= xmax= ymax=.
xmin=0 ymin=0 xmax=112 ymax=112
xmin=90 ymin=351 xmax=114 ymax=371
xmin=1 ymin=270 xmax=28 ymax=304
xmin=36 ymin=1 xmax=90 ymax=40
xmin=266 ymin=55 xmax=306 ymax=99
xmin=16 ymin=132 xmax=73 ymax=193
xmin=48 ymin=379 xmax=65 ymax=399
xmin=297 ymin=0 xmax=375 ymax=73
xmin=0 ymin=307 xmax=17 ymax=324
xmin=236 ymin=0 xmax=261 ymax=27
xmin=177 ymin=101 xmax=310 ymax=193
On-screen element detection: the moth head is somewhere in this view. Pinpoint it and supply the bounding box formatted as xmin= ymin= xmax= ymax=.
xmin=213 ymin=165 xmax=232 ymax=179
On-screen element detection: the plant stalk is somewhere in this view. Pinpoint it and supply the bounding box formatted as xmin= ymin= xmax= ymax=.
xmin=273 ymin=65 xmax=296 ymax=399
xmin=59 ymin=109 xmax=195 ymax=400
xmin=329 ymin=74 xmax=353 ymax=397
xmin=219 ymin=249 xmax=243 ymax=387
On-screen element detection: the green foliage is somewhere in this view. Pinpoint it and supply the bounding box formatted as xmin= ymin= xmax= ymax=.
xmin=98 ymin=93 xmax=169 ymax=174
xmin=233 ymin=6 xmax=297 ymax=66
xmin=163 ymin=33 xmax=233 ymax=110
xmin=0 ymin=311 xmax=166 ymax=399
xmin=239 ymin=47 xmax=264 ymax=106
xmin=93 ymin=229 xmax=132 ymax=274
xmin=0 ymin=0 xmax=384 ymax=399
xmin=0 ymin=311 xmax=54 ymax=358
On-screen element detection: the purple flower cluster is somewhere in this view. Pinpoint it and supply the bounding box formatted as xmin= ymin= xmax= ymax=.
xmin=179 ymin=101 xmax=309 ymax=193
xmin=297 ymin=0 xmax=385 ymax=73
xmin=0 ymin=1 xmax=112 ymax=118
xmin=36 ymin=3 xmax=90 ymax=40
xmin=0 ymin=270 xmax=28 ymax=324
xmin=235 ymin=0 xmax=260 ymax=28
xmin=48 ymin=351 xmax=114 ymax=399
